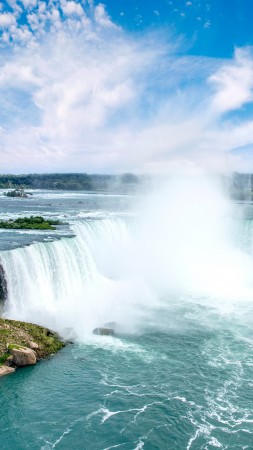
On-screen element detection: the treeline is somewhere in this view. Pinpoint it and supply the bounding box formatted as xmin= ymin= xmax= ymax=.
xmin=1 ymin=173 xmax=252 ymax=198
xmin=0 ymin=173 xmax=142 ymax=191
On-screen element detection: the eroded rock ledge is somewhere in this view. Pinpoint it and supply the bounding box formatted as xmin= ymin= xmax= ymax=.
xmin=0 ymin=318 xmax=65 ymax=376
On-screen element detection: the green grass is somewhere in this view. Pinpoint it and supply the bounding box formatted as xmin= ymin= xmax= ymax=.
xmin=0 ymin=318 xmax=65 ymax=361
xmin=7 ymin=343 xmax=25 ymax=351
xmin=0 ymin=329 xmax=10 ymax=335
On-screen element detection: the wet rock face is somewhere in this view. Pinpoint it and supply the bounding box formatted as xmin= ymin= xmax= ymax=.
xmin=0 ymin=265 xmax=7 ymax=302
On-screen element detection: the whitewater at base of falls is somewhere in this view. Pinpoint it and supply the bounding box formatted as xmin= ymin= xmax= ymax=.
xmin=1 ymin=177 xmax=253 ymax=341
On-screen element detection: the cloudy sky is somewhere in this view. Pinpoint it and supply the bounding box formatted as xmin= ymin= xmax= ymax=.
xmin=0 ymin=0 xmax=253 ymax=174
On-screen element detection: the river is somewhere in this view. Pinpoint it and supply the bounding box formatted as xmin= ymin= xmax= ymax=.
xmin=1 ymin=180 xmax=253 ymax=449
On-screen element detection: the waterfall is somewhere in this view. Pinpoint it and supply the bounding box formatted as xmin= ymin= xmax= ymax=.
xmin=2 ymin=177 xmax=253 ymax=341
xmin=0 ymin=219 xmax=145 ymax=339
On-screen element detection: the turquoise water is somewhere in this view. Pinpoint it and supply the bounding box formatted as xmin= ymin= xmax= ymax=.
xmin=1 ymin=186 xmax=253 ymax=449
xmin=1 ymin=302 xmax=253 ymax=449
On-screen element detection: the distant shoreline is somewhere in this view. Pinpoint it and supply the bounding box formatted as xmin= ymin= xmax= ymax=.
xmin=0 ymin=173 xmax=146 ymax=192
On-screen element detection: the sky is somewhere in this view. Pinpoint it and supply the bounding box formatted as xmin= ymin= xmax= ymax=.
xmin=0 ymin=0 xmax=253 ymax=174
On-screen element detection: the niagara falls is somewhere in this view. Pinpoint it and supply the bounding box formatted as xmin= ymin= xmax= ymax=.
xmin=1 ymin=0 xmax=253 ymax=449
xmin=1 ymin=174 xmax=253 ymax=449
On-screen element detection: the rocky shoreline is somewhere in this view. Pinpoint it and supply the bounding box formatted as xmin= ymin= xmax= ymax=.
xmin=0 ymin=318 xmax=65 ymax=376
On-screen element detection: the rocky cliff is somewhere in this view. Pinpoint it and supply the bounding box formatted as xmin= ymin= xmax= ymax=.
xmin=0 ymin=318 xmax=65 ymax=376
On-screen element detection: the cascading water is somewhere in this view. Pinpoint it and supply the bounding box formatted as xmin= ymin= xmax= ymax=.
xmin=2 ymin=176 xmax=253 ymax=342
xmin=0 ymin=219 xmax=143 ymax=339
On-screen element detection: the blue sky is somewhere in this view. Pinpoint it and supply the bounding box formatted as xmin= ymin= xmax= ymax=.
xmin=105 ymin=0 xmax=253 ymax=58
xmin=0 ymin=0 xmax=253 ymax=174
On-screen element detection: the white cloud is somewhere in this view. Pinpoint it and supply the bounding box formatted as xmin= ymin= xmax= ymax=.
xmin=48 ymin=8 xmax=61 ymax=23
xmin=6 ymin=0 xmax=22 ymax=14
xmin=209 ymin=48 xmax=253 ymax=113
xmin=21 ymin=0 xmax=37 ymax=9
xmin=0 ymin=60 xmax=40 ymax=86
xmin=0 ymin=13 xmax=16 ymax=27
xmin=10 ymin=25 xmax=33 ymax=42
xmin=61 ymin=1 xmax=84 ymax=17
xmin=94 ymin=3 xmax=118 ymax=28
xmin=0 ymin=0 xmax=92 ymax=42
xmin=0 ymin=1 xmax=253 ymax=173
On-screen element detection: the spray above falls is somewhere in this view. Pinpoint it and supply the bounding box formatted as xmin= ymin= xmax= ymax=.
xmin=1 ymin=176 xmax=253 ymax=341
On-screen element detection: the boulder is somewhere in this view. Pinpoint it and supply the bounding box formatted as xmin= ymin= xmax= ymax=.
xmin=28 ymin=341 xmax=39 ymax=350
xmin=0 ymin=366 xmax=15 ymax=376
xmin=0 ymin=319 xmax=65 ymax=376
xmin=9 ymin=346 xmax=36 ymax=366
xmin=93 ymin=327 xmax=115 ymax=336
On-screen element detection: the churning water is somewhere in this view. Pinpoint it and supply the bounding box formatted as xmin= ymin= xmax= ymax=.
xmin=1 ymin=177 xmax=253 ymax=449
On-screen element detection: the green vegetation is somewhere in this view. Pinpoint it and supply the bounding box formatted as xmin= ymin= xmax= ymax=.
xmin=0 ymin=353 xmax=9 ymax=365
xmin=0 ymin=173 xmax=94 ymax=190
xmin=0 ymin=318 xmax=65 ymax=364
xmin=0 ymin=173 xmax=143 ymax=192
xmin=0 ymin=216 xmax=62 ymax=230
xmin=7 ymin=343 xmax=24 ymax=351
